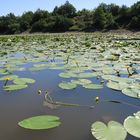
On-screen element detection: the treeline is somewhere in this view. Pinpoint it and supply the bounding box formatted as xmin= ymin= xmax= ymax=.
xmin=1 ymin=1 xmax=140 ymax=34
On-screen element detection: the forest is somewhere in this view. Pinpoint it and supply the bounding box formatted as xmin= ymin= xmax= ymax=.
xmin=0 ymin=1 xmax=140 ymax=34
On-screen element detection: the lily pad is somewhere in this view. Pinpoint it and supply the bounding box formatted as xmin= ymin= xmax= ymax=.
xmin=0 ymin=75 xmax=18 ymax=81
xmin=124 ymin=111 xmax=140 ymax=138
xmin=106 ymin=81 xmax=129 ymax=91
xmin=59 ymin=72 xmax=76 ymax=78
xmin=76 ymin=72 xmax=97 ymax=78
xmin=58 ymin=82 xmax=77 ymax=90
xmin=91 ymin=121 xmax=127 ymax=140
xmin=102 ymin=75 xmax=134 ymax=83
xmin=13 ymin=78 xmax=35 ymax=85
xmin=4 ymin=84 xmax=27 ymax=91
xmin=71 ymin=79 xmax=92 ymax=85
xmin=83 ymin=83 xmax=103 ymax=89
xmin=18 ymin=115 xmax=61 ymax=130
xmin=122 ymin=88 xmax=140 ymax=98
xmin=0 ymin=69 xmax=11 ymax=75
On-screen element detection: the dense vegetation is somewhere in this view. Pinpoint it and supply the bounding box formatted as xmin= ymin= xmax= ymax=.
xmin=1 ymin=1 xmax=140 ymax=34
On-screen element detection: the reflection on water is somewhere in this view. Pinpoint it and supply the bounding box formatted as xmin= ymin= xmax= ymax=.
xmin=0 ymin=67 xmax=139 ymax=140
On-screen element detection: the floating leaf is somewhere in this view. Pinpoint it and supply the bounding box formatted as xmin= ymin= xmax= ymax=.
xmin=91 ymin=121 xmax=127 ymax=140
xmin=33 ymin=64 xmax=48 ymax=67
xmin=102 ymin=75 xmax=134 ymax=83
xmin=18 ymin=115 xmax=61 ymax=130
xmin=13 ymin=78 xmax=35 ymax=85
xmin=83 ymin=83 xmax=103 ymax=89
xmin=0 ymin=69 xmax=11 ymax=75
xmin=76 ymin=72 xmax=97 ymax=78
xmin=122 ymin=88 xmax=140 ymax=98
xmin=58 ymin=82 xmax=77 ymax=90
xmin=4 ymin=84 xmax=27 ymax=91
xmin=106 ymin=81 xmax=129 ymax=91
xmin=124 ymin=111 xmax=140 ymax=138
xmin=71 ymin=79 xmax=92 ymax=85
xmin=0 ymin=75 xmax=18 ymax=81
xmin=59 ymin=72 xmax=76 ymax=78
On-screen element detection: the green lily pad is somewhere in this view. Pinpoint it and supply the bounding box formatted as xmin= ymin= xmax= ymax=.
xmin=124 ymin=111 xmax=140 ymax=138
xmin=76 ymin=72 xmax=97 ymax=78
xmin=50 ymin=66 xmax=64 ymax=70
xmin=59 ymin=72 xmax=76 ymax=78
xmin=13 ymin=78 xmax=35 ymax=85
xmin=91 ymin=121 xmax=127 ymax=140
xmin=33 ymin=64 xmax=48 ymax=67
xmin=71 ymin=79 xmax=92 ymax=85
xmin=122 ymin=88 xmax=140 ymax=98
xmin=106 ymin=81 xmax=129 ymax=91
xmin=83 ymin=83 xmax=103 ymax=89
xmin=0 ymin=75 xmax=18 ymax=81
xmin=0 ymin=69 xmax=11 ymax=75
xmin=102 ymin=75 xmax=134 ymax=83
xmin=58 ymin=82 xmax=77 ymax=90
xmin=4 ymin=84 xmax=27 ymax=91
xmin=18 ymin=115 xmax=61 ymax=130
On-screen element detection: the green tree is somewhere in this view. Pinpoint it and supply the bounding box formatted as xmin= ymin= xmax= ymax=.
xmin=52 ymin=16 xmax=73 ymax=32
xmin=32 ymin=9 xmax=49 ymax=23
xmin=71 ymin=9 xmax=93 ymax=31
xmin=31 ymin=19 xmax=47 ymax=32
xmin=116 ymin=5 xmax=130 ymax=27
xmin=105 ymin=13 xmax=118 ymax=29
xmin=128 ymin=16 xmax=140 ymax=29
xmin=0 ymin=13 xmax=20 ymax=34
xmin=107 ymin=4 xmax=120 ymax=16
xmin=93 ymin=7 xmax=107 ymax=29
xmin=53 ymin=1 xmax=76 ymax=18
xmin=20 ymin=11 xmax=33 ymax=32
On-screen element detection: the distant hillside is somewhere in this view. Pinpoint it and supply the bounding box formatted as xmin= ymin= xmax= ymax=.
xmin=0 ymin=1 xmax=140 ymax=34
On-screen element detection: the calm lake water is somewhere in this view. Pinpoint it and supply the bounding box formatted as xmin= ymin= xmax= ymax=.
xmin=0 ymin=33 xmax=140 ymax=140
xmin=0 ymin=65 xmax=139 ymax=140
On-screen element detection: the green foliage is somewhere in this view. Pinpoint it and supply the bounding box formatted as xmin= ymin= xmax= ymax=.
xmin=93 ymin=7 xmax=107 ymax=29
xmin=19 ymin=11 xmax=33 ymax=32
xmin=1 ymin=1 xmax=140 ymax=34
xmin=51 ymin=16 xmax=73 ymax=32
xmin=58 ymin=82 xmax=77 ymax=90
xmin=128 ymin=16 xmax=140 ymax=29
xmin=124 ymin=111 xmax=140 ymax=138
xmin=18 ymin=115 xmax=61 ymax=130
xmin=4 ymin=84 xmax=28 ymax=91
xmin=91 ymin=121 xmax=127 ymax=140
xmin=53 ymin=1 xmax=76 ymax=18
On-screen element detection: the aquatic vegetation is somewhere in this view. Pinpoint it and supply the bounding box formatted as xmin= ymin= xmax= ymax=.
xmin=59 ymin=72 xmax=77 ymax=78
xmin=91 ymin=121 xmax=127 ymax=140
xmin=124 ymin=111 xmax=140 ymax=138
xmin=122 ymin=88 xmax=140 ymax=99
xmin=71 ymin=79 xmax=92 ymax=85
xmin=4 ymin=84 xmax=28 ymax=91
xmin=44 ymin=90 xmax=94 ymax=109
xmin=58 ymin=82 xmax=77 ymax=90
xmin=0 ymin=75 xmax=18 ymax=81
xmin=95 ymin=96 xmax=100 ymax=103
xmin=91 ymin=111 xmax=140 ymax=140
xmin=83 ymin=83 xmax=103 ymax=89
xmin=0 ymin=33 xmax=140 ymax=139
xmin=106 ymin=81 xmax=129 ymax=91
xmin=18 ymin=115 xmax=61 ymax=130
xmin=13 ymin=78 xmax=35 ymax=84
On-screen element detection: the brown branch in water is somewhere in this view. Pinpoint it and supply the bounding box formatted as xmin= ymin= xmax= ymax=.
xmin=44 ymin=91 xmax=94 ymax=109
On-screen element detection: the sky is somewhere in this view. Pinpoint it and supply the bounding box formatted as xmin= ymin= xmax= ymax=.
xmin=0 ymin=0 xmax=139 ymax=16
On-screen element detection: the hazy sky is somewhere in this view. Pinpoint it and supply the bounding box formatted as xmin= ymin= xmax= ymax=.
xmin=0 ymin=0 xmax=139 ymax=16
